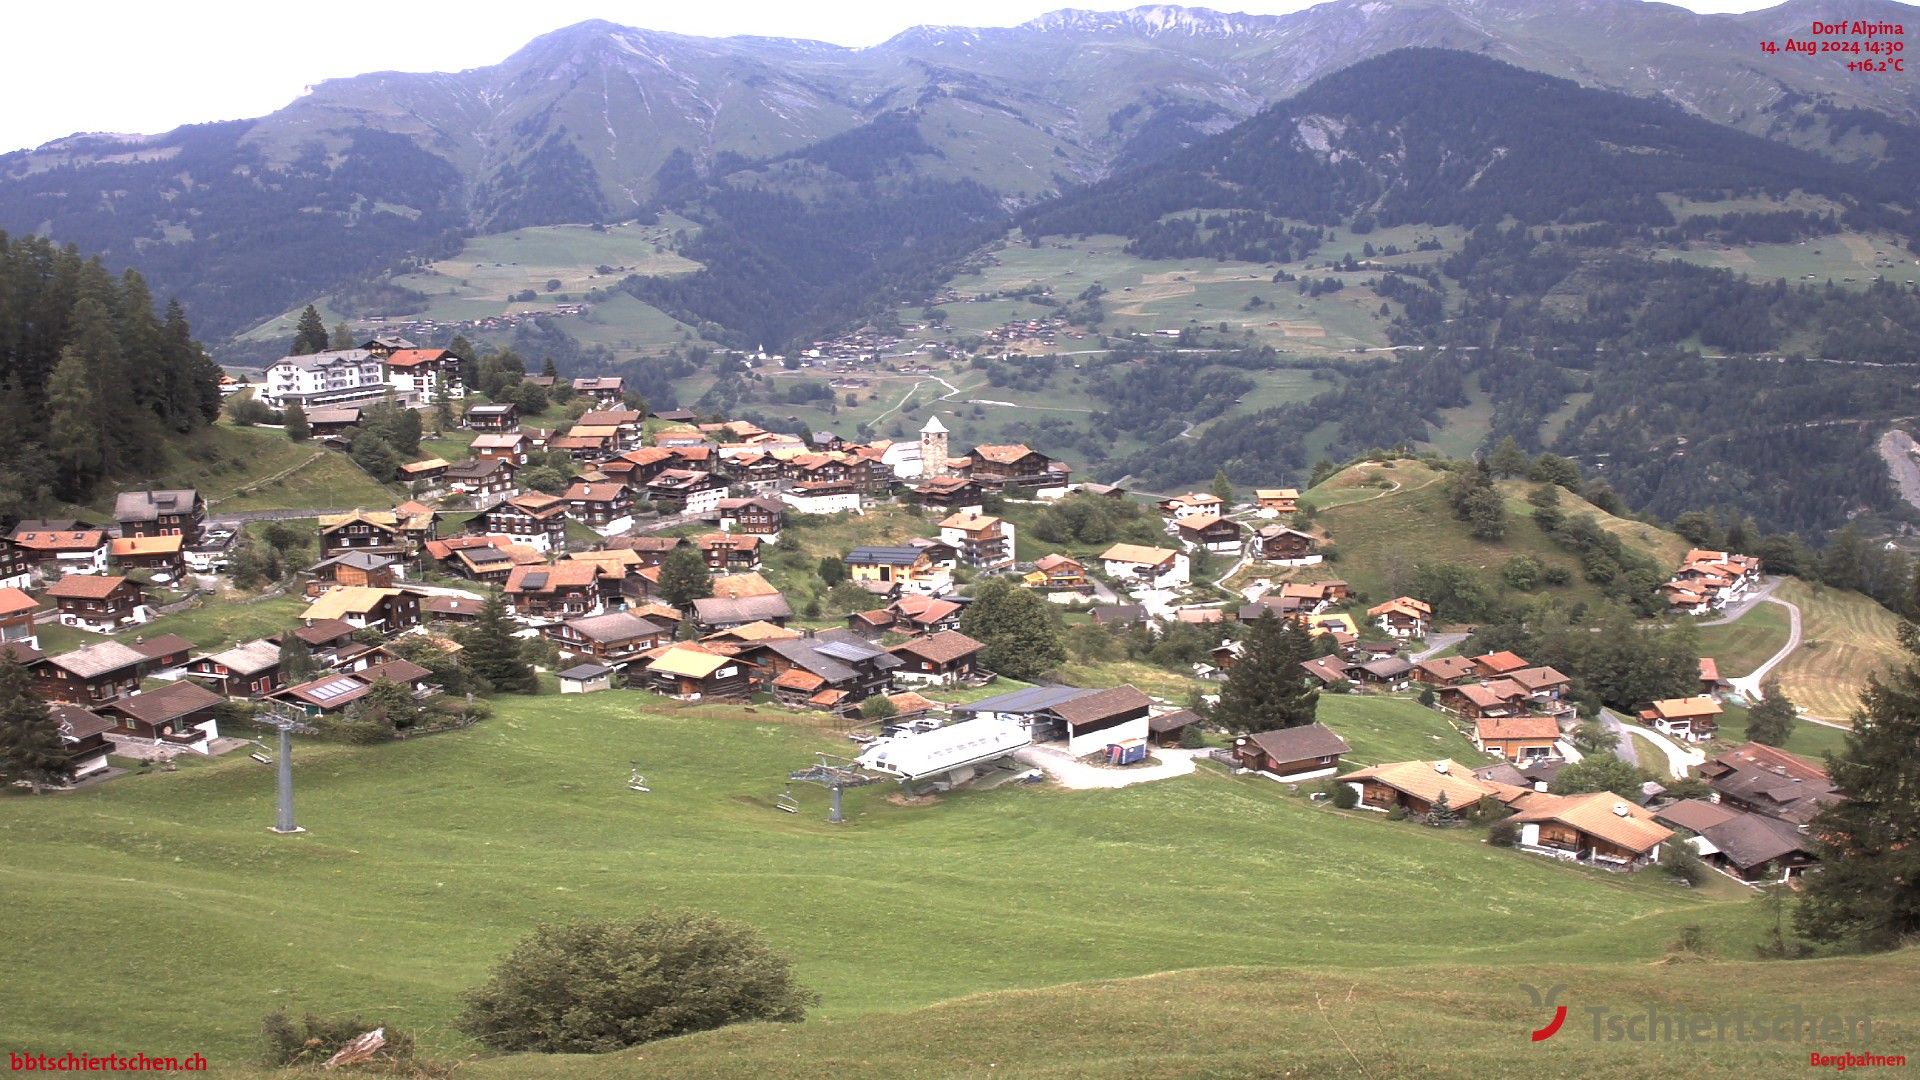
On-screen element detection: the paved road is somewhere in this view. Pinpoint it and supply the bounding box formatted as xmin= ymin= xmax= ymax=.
xmin=1694 ymin=576 xmax=1783 ymax=627
xmin=1013 ymin=744 xmax=1201 ymax=789
xmin=1596 ymin=709 xmax=1640 ymax=768
xmin=1410 ymin=633 xmax=1468 ymax=663
xmin=1598 ymin=709 xmax=1704 ymax=780
xmin=1727 ymin=596 xmax=1803 ymax=700
xmin=210 ymin=508 xmax=358 ymax=525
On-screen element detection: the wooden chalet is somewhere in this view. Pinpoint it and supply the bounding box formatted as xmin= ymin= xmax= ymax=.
xmin=915 ymin=475 xmax=984 ymax=514
xmin=963 ymin=443 xmax=1069 ymax=492
xmin=128 ymin=634 xmax=192 ymax=671
xmin=1253 ymin=526 xmax=1317 ymax=563
xmin=102 ymin=681 xmax=224 ymax=753
xmin=1159 ymin=492 xmax=1225 ymax=520
xmin=46 ymin=574 xmax=149 ymax=634
xmin=749 ymin=632 xmax=902 ymax=711
xmin=543 ymin=611 xmax=672 ymax=666
xmin=1367 ymin=596 xmax=1432 ymax=638
xmin=1640 ymin=697 xmax=1722 ymax=742
xmin=303 ymin=552 xmax=398 ymax=596
xmin=109 ymin=535 xmax=186 ymax=579
xmin=318 ymin=510 xmax=407 ymax=560
xmin=1336 ymin=758 xmax=1532 ymax=817
xmin=113 ymin=489 xmax=205 ymax=541
xmin=1098 ymin=544 xmax=1188 ymax=590
xmin=1174 ymin=513 xmax=1244 ymax=554
xmin=477 ymin=493 xmax=569 ymax=553
xmin=888 ymin=629 xmax=986 ymax=686
xmin=443 ymin=457 xmax=519 ymax=501
xmin=1438 ymin=679 xmax=1533 ymax=720
xmin=51 ymin=703 xmax=113 ymax=782
xmin=714 ymin=497 xmax=784 ymax=537
xmin=1232 ymin=723 xmax=1351 ymax=781
xmin=1024 ymin=553 xmax=1088 ymax=591
xmin=1473 ymin=715 xmax=1562 ymax=762
xmin=572 ymin=376 xmax=626 ymax=407
xmin=938 ymin=513 xmax=1014 ymax=570
xmin=306 ymin=407 xmax=363 ymax=440
xmin=469 ymin=432 xmax=529 ymax=465
xmin=35 ymin=641 xmax=149 ymax=704
xmin=1696 ymin=742 xmax=1840 ymax=825
xmin=1508 ymin=790 xmax=1672 ymax=871
xmin=464 ymin=402 xmax=519 ymax=432
xmin=505 ymin=562 xmax=602 ymax=620
xmin=186 ymin=639 xmax=285 ymax=697
xmin=1254 ymin=488 xmax=1300 ymax=514
xmin=635 ymin=643 xmax=754 ymax=700
xmin=0 ymin=586 xmax=40 ymax=651
xmin=1413 ymin=656 xmax=1479 ymax=687
xmin=1653 ymin=800 xmax=1817 ymax=883
xmin=10 ymin=522 xmax=110 ymax=576
xmin=695 ymin=532 xmax=761 ymax=572
xmin=645 ymin=468 xmax=726 ymax=515
xmin=846 ymin=545 xmax=950 ymax=596
xmin=300 ymin=586 xmax=421 ymax=634
xmin=270 ymin=672 xmax=376 ymax=718
xmin=398 ymin=458 xmax=450 ymax=491
xmin=563 ymin=482 xmax=634 ymax=531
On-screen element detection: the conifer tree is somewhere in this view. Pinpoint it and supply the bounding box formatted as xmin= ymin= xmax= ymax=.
xmin=292 ymin=305 xmax=329 ymax=355
xmin=1210 ymin=468 xmax=1234 ymax=506
xmin=1214 ymin=613 xmax=1319 ymax=733
xmin=47 ymin=347 xmax=103 ymax=499
xmin=0 ymin=655 xmax=67 ymax=793
xmin=1489 ymin=436 xmax=1530 ymax=479
xmin=332 ymin=321 xmax=357 ymax=352
xmin=460 ymin=592 xmax=537 ymax=694
xmin=1796 ymin=626 xmax=1920 ymax=948
xmin=1745 ymin=679 xmax=1797 ymax=747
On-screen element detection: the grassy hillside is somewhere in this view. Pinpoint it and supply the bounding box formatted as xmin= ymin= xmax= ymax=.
xmin=76 ymin=422 xmax=397 ymax=516
xmin=236 ymin=219 xmax=705 ymax=352
xmin=1693 ymin=599 xmax=1793 ymax=680
xmin=1306 ymin=459 xmax=1686 ymax=612
xmin=446 ymin=951 xmax=1920 ymax=1080
xmin=1 ymin=692 xmax=1791 ymax=1069
xmin=1773 ymin=578 xmax=1908 ymax=721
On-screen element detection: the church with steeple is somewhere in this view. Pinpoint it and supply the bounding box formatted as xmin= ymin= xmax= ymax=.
xmin=919 ymin=415 xmax=949 ymax=479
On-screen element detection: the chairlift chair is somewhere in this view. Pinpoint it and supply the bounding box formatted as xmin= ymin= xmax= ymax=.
xmin=774 ymin=787 xmax=799 ymax=814
xmin=627 ymin=761 xmax=650 ymax=793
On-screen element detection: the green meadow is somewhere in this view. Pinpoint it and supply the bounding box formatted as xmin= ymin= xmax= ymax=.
xmin=0 ymin=688 xmax=1809 ymax=1074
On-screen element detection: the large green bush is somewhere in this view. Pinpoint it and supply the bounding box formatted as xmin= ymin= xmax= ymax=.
xmin=457 ymin=912 xmax=816 ymax=1052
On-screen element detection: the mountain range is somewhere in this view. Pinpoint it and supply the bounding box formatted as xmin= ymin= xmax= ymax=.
xmin=2 ymin=0 xmax=1917 ymax=341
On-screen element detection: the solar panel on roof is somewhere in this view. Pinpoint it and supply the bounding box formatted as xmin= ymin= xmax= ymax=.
xmin=815 ymin=640 xmax=881 ymax=662
xmin=307 ymin=678 xmax=362 ymax=702
xmin=522 ymin=572 xmax=549 ymax=589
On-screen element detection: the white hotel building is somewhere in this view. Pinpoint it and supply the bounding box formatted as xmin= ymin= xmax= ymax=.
xmin=259 ymin=350 xmax=394 ymax=409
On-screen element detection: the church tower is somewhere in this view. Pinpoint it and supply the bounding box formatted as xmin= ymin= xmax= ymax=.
xmin=919 ymin=414 xmax=949 ymax=479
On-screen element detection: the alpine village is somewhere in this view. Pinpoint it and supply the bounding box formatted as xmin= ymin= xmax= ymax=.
xmin=2 ymin=2 xmax=1920 ymax=1076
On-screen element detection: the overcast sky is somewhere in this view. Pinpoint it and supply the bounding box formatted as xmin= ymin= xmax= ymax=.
xmin=6 ymin=0 xmax=1794 ymax=153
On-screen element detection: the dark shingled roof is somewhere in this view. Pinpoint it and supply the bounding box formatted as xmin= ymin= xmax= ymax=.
xmin=1243 ymin=722 xmax=1351 ymax=762
xmin=1699 ymin=812 xmax=1812 ymax=870
xmin=104 ymin=681 xmax=223 ymax=724
xmin=1051 ymin=685 xmax=1153 ymax=727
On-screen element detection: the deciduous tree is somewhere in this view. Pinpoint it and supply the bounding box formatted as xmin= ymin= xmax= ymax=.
xmin=957 ymin=580 xmax=1065 ymax=682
